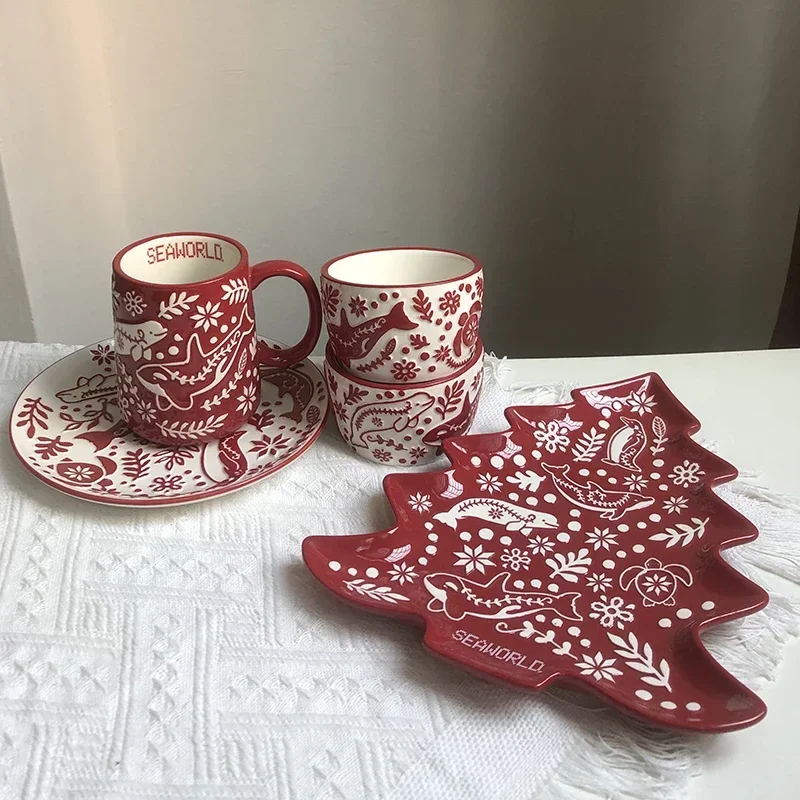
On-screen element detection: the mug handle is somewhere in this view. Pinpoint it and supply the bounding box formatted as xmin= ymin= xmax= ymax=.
xmin=250 ymin=259 xmax=322 ymax=367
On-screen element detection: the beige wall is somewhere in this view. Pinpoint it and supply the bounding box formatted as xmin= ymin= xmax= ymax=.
xmin=1 ymin=0 xmax=799 ymax=355
xmin=0 ymin=158 xmax=34 ymax=341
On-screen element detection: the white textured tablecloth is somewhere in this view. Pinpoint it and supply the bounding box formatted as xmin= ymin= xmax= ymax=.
xmin=0 ymin=341 xmax=797 ymax=800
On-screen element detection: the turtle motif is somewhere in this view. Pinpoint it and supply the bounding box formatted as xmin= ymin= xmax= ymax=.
xmin=619 ymin=557 xmax=693 ymax=606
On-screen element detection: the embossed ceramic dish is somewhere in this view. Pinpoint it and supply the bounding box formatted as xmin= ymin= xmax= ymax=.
xmin=304 ymin=373 xmax=769 ymax=732
xmin=325 ymin=339 xmax=484 ymax=466
xmin=9 ymin=338 xmax=328 ymax=506
xmin=321 ymin=247 xmax=483 ymax=383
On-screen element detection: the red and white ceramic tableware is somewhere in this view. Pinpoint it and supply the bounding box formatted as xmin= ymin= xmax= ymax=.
xmin=325 ymin=339 xmax=484 ymax=466
xmin=303 ymin=373 xmax=769 ymax=733
xmin=9 ymin=337 xmax=328 ymax=506
xmin=112 ymin=232 xmax=322 ymax=445
xmin=321 ymin=247 xmax=483 ymax=384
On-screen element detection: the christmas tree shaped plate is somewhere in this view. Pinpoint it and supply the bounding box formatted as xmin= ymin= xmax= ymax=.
xmin=303 ymin=374 xmax=769 ymax=732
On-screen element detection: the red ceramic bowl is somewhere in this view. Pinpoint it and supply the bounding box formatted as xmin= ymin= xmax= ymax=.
xmin=325 ymin=339 xmax=484 ymax=466
xmin=321 ymin=247 xmax=483 ymax=384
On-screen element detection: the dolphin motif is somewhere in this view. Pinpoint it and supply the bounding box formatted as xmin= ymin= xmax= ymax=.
xmin=602 ymin=415 xmax=647 ymax=472
xmin=114 ymin=320 xmax=168 ymax=362
xmin=433 ymin=498 xmax=558 ymax=533
xmin=329 ymin=301 xmax=417 ymax=365
xmin=541 ymin=463 xmax=654 ymax=520
xmin=424 ymin=572 xmax=582 ymax=622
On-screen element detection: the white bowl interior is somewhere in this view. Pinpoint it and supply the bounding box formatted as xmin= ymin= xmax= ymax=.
xmin=326 ymin=249 xmax=475 ymax=287
xmin=119 ymin=235 xmax=241 ymax=284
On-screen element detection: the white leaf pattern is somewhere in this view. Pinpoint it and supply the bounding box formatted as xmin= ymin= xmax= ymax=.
xmin=155 ymin=414 xmax=229 ymax=441
xmin=545 ymin=548 xmax=593 ymax=583
xmin=571 ymin=428 xmax=606 ymax=462
xmin=222 ymin=278 xmax=249 ymax=305
xmin=158 ymin=291 xmax=200 ymax=320
xmin=649 ymin=517 xmax=709 ymax=548
xmin=345 ymin=579 xmax=409 ymax=604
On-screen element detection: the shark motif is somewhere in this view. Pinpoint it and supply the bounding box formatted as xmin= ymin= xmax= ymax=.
xmin=602 ymin=415 xmax=646 ymax=472
xmin=329 ymin=301 xmax=417 ymax=365
xmin=433 ymin=498 xmax=558 ymax=533
xmin=424 ymin=572 xmax=582 ymax=622
xmin=350 ymin=392 xmax=435 ymax=448
xmin=541 ymin=463 xmax=654 ymax=520
xmin=136 ymin=313 xmax=252 ymax=411
xmin=114 ymin=320 xmax=168 ymax=362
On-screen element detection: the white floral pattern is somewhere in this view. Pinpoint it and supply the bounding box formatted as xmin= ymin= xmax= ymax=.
xmin=589 ymin=595 xmax=636 ymax=630
xmin=663 ymin=495 xmax=688 ymax=514
xmin=623 ymin=474 xmax=648 ymax=491
xmin=640 ymin=571 xmax=671 ymax=598
xmin=476 ymin=473 xmax=503 ymax=494
xmin=388 ymin=562 xmax=418 ymax=585
xmin=191 ymin=301 xmax=224 ymax=332
xmin=575 ymin=652 xmax=623 ymax=682
xmin=408 ymin=493 xmax=433 ymax=513
xmin=132 ymin=398 xmax=157 ymax=423
xmin=236 ymin=383 xmax=258 ymax=415
xmin=527 ymin=535 xmax=555 ymax=556
xmin=669 ymin=460 xmax=704 ymax=487
xmin=122 ymin=291 xmax=145 ymax=316
xmin=500 ymin=548 xmax=531 ymax=571
xmin=453 ymin=544 xmax=495 ymax=575
xmin=627 ymin=390 xmax=656 ymax=416
xmin=60 ymin=464 xmax=95 ymax=482
xmin=533 ymin=420 xmax=571 ymax=453
xmin=585 ymin=527 xmax=618 ymax=551
xmin=585 ymin=572 xmax=613 ymax=593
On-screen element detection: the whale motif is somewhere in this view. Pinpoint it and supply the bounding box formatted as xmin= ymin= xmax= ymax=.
xmin=541 ymin=463 xmax=654 ymax=520
xmin=349 ymin=392 xmax=435 ymax=448
xmin=424 ymin=572 xmax=582 ymax=622
xmin=114 ymin=320 xmax=168 ymax=362
xmin=602 ymin=416 xmax=646 ymax=472
xmin=421 ymin=380 xmax=481 ymax=447
xmin=433 ymin=498 xmax=558 ymax=533
xmin=329 ymin=301 xmax=417 ymax=365
xmin=136 ymin=312 xmax=252 ymax=411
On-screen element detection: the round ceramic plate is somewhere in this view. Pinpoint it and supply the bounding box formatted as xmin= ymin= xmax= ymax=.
xmin=9 ymin=338 xmax=328 ymax=506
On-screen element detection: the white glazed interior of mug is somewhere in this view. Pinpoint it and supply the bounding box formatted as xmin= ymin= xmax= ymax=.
xmin=119 ymin=235 xmax=241 ymax=284
xmin=326 ymin=248 xmax=476 ymax=286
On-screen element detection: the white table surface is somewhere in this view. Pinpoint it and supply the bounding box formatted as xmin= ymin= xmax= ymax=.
xmin=505 ymin=347 xmax=800 ymax=800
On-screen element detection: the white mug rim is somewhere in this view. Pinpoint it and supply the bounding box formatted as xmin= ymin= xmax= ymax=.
xmin=321 ymin=246 xmax=482 ymax=289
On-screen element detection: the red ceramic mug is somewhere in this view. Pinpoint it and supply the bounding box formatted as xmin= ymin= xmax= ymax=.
xmin=112 ymin=232 xmax=322 ymax=445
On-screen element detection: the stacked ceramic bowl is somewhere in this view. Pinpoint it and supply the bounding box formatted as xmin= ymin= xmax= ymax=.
xmin=321 ymin=247 xmax=484 ymax=465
